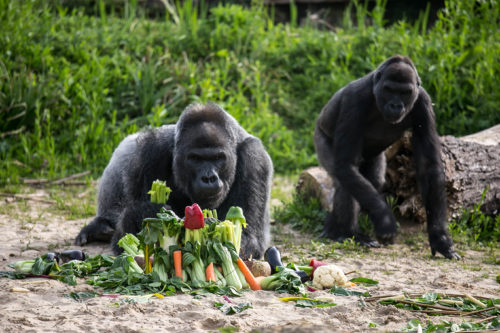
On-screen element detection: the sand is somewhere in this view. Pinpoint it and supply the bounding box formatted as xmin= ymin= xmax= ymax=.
xmin=0 ymin=190 xmax=498 ymax=333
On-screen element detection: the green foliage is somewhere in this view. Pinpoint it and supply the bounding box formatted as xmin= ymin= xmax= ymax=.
xmin=214 ymin=301 xmax=252 ymax=315
xmin=449 ymin=188 xmax=500 ymax=246
xmin=330 ymin=286 xmax=371 ymax=297
xmin=273 ymin=190 xmax=326 ymax=235
xmin=404 ymin=318 xmax=500 ymax=333
xmin=1 ymin=0 xmax=500 ymax=183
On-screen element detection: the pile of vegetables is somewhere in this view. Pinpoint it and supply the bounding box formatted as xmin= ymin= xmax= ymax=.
xmin=4 ymin=181 xmax=263 ymax=294
xmin=122 ymin=201 xmax=261 ymax=292
xmin=3 ymin=180 xmax=364 ymax=296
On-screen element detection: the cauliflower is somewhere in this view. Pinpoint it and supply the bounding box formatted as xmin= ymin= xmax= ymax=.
xmin=312 ymin=264 xmax=349 ymax=290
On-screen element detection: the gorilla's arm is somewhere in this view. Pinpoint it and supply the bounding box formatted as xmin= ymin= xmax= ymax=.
xmin=327 ymin=97 xmax=397 ymax=239
xmin=411 ymin=90 xmax=459 ymax=259
xmin=221 ymin=136 xmax=273 ymax=259
xmin=111 ymin=128 xmax=176 ymax=253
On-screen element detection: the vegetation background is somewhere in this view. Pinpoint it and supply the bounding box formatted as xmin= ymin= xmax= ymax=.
xmin=1 ymin=0 xmax=499 ymax=184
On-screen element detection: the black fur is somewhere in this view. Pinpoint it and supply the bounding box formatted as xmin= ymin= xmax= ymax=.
xmin=75 ymin=103 xmax=273 ymax=259
xmin=314 ymin=55 xmax=459 ymax=259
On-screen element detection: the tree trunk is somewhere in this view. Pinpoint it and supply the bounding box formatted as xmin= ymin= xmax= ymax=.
xmin=386 ymin=128 xmax=500 ymax=223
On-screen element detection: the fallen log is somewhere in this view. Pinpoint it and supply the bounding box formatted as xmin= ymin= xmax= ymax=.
xmin=298 ymin=125 xmax=500 ymax=223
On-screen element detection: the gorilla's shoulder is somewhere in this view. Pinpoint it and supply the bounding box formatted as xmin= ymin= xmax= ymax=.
xmin=237 ymin=135 xmax=273 ymax=171
xmin=137 ymin=124 xmax=175 ymax=144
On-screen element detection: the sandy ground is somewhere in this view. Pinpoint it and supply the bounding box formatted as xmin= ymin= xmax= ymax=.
xmin=0 ymin=190 xmax=498 ymax=333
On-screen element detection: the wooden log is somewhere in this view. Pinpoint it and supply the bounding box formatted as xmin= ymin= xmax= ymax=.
xmin=386 ymin=130 xmax=500 ymax=223
xmin=298 ymin=125 xmax=500 ymax=223
xmin=297 ymin=166 xmax=334 ymax=211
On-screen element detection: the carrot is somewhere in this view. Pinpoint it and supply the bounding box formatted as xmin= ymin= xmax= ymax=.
xmin=205 ymin=262 xmax=216 ymax=282
xmin=173 ymin=250 xmax=183 ymax=280
xmin=236 ymin=257 xmax=262 ymax=291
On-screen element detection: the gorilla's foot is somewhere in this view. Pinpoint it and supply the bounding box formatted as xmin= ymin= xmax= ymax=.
xmin=430 ymin=233 xmax=461 ymax=260
xmin=432 ymin=247 xmax=461 ymax=260
xmin=375 ymin=232 xmax=396 ymax=245
xmin=352 ymin=233 xmax=381 ymax=248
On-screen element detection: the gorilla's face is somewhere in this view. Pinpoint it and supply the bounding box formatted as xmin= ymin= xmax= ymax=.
xmin=374 ymin=62 xmax=420 ymax=124
xmin=174 ymin=121 xmax=237 ymax=209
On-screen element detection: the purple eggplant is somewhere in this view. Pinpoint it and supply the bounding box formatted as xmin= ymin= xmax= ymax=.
xmin=264 ymin=246 xmax=284 ymax=274
xmin=59 ymin=250 xmax=86 ymax=263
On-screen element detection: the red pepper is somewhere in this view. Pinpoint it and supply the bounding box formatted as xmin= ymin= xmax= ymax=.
xmin=309 ymin=258 xmax=328 ymax=275
xmin=184 ymin=203 xmax=205 ymax=229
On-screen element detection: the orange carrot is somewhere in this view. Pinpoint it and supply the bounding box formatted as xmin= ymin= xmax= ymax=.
xmin=173 ymin=250 xmax=183 ymax=280
xmin=236 ymin=258 xmax=262 ymax=291
xmin=205 ymin=262 xmax=216 ymax=282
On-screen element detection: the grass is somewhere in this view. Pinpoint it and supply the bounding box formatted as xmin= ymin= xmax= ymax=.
xmin=448 ymin=189 xmax=500 ymax=248
xmin=1 ymin=0 xmax=500 ymax=184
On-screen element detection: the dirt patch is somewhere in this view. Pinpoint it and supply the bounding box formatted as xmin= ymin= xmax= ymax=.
xmin=0 ymin=190 xmax=498 ymax=332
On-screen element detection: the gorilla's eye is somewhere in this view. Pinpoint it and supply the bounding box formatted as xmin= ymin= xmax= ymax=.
xmin=188 ymin=154 xmax=203 ymax=161
xmin=385 ymin=86 xmax=395 ymax=94
xmin=215 ymin=153 xmax=226 ymax=161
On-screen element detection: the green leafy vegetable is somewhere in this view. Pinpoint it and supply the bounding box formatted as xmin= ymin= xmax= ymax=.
xmin=404 ymin=318 xmax=500 ymax=333
xmin=67 ymin=291 xmax=99 ymax=302
xmin=259 ymin=268 xmax=305 ymax=294
xmin=0 ymin=271 xmax=27 ymax=279
xmin=11 ymin=259 xmax=36 ymax=273
xmin=157 ymin=210 xmax=183 ymax=252
xmin=349 ymin=277 xmax=379 ymax=286
xmin=330 ymin=286 xmax=371 ymax=297
xmin=148 ymin=180 xmax=171 ymax=204
xmin=224 ymin=206 xmax=247 ymax=255
xmin=117 ymin=234 xmax=142 ymax=256
xmin=213 ymin=242 xmax=242 ymax=290
xmin=374 ymin=292 xmax=499 ymax=319
xmin=278 ymin=296 xmax=336 ymax=308
xmin=214 ymin=301 xmax=252 ymax=315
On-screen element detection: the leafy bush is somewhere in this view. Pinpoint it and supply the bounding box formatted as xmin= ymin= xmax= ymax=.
xmin=449 ymin=189 xmax=500 ymax=246
xmin=1 ymin=0 xmax=499 ymax=183
xmin=273 ymin=190 xmax=326 ymax=235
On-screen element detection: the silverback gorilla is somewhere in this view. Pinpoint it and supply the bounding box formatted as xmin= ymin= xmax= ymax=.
xmin=75 ymin=103 xmax=273 ymax=258
xmin=314 ymin=55 xmax=459 ymax=259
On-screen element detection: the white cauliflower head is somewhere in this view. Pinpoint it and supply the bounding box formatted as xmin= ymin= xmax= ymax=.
xmin=312 ymin=264 xmax=349 ymax=290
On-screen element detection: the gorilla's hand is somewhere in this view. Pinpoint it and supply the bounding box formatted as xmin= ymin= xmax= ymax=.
xmin=240 ymin=233 xmax=266 ymax=260
xmin=429 ymin=232 xmax=461 ymax=260
xmin=371 ymin=209 xmax=397 ymax=245
xmin=75 ymin=217 xmax=115 ymax=246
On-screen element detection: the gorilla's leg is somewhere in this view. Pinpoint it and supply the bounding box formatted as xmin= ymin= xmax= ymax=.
xmin=360 ymin=153 xmax=386 ymax=192
xmin=360 ymin=153 xmax=397 ymax=244
xmin=75 ymin=216 xmax=115 ymax=246
xmin=321 ymin=183 xmax=380 ymax=247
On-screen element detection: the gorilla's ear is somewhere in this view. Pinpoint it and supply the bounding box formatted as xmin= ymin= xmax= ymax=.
xmin=416 ymin=71 xmax=422 ymax=86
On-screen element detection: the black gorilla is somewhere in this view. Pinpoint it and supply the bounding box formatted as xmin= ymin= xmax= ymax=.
xmin=75 ymin=103 xmax=273 ymax=259
xmin=314 ymin=55 xmax=459 ymax=259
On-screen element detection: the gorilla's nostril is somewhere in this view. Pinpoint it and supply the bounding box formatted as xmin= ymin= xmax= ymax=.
xmin=202 ymin=175 xmax=218 ymax=184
